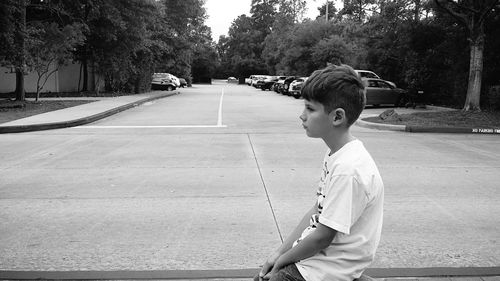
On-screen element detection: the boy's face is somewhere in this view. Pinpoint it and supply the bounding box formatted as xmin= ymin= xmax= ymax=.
xmin=300 ymin=99 xmax=333 ymax=138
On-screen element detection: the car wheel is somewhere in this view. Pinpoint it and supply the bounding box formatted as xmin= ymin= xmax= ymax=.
xmin=167 ymin=85 xmax=174 ymax=91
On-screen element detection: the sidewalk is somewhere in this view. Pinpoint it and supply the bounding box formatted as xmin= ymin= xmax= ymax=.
xmin=0 ymin=91 xmax=179 ymax=134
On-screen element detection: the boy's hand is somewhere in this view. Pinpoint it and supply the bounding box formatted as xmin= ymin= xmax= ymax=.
xmin=256 ymin=252 xmax=280 ymax=280
xmin=267 ymin=256 xmax=286 ymax=279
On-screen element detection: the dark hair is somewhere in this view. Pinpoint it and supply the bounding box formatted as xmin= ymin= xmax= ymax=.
xmin=301 ymin=64 xmax=366 ymax=126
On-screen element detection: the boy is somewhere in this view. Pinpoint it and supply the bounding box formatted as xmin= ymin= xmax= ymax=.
xmin=256 ymin=64 xmax=384 ymax=281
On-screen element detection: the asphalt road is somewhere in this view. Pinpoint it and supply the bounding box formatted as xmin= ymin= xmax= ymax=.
xmin=1 ymin=80 xmax=499 ymax=271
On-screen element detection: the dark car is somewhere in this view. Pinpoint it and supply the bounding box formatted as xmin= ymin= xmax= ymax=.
xmin=260 ymin=76 xmax=286 ymax=91
xmin=255 ymin=75 xmax=272 ymax=89
xmin=280 ymin=76 xmax=298 ymax=95
xmin=363 ymin=78 xmax=405 ymax=107
xmin=179 ymin=78 xmax=188 ymax=88
xmin=272 ymin=76 xmax=287 ymax=93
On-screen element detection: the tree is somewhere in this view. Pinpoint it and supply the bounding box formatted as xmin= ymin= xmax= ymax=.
xmin=0 ymin=0 xmax=28 ymax=101
xmin=26 ymin=22 xmax=84 ymax=101
xmin=84 ymin=0 xmax=160 ymax=93
xmin=251 ymin=0 xmax=278 ymax=36
xmin=274 ymin=21 xmax=353 ymax=75
xmin=59 ymin=0 xmax=101 ymax=92
xmin=312 ymin=35 xmax=355 ymax=67
xmin=434 ymin=0 xmax=500 ymax=111
xmin=1 ymin=0 xmax=85 ymax=100
xmin=277 ymin=0 xmax=307 ymax=23
xmin=159 ymin=0 xmax=211 ymax=83
xmin=317 ymin=1 xmax=338 ymax=21
xmin=225 ymin=15 xmax=263 ymax=72
xmin=340 ymin=0 xmax=377 ymax=22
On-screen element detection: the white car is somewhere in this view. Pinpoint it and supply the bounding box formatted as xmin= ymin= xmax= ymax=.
xmin=151 ymin=73 xmax=177 ymax=91
xmin=169 ymin=74 xmax=180 ymax=87
xmin=289 ymin=77 xmax=308 ymax=99
xmin=355 ymin=70 xmax=396 ymax=87
xmin=245 ymin=75 xmax=254 ymax=85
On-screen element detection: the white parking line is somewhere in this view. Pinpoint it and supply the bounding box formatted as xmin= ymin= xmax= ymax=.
xmin=79 ymin=125 xmax=227 ymax=128
xmin=217 ymin=88 xmax=224 ymax=127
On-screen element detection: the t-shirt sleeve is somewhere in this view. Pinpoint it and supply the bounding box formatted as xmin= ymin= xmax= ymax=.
xmin=318 ymin=175 xmax=368 ymax=235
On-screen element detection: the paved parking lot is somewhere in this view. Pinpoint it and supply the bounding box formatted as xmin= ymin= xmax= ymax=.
xmin=1 ymin=81 xmax=499 ymax=279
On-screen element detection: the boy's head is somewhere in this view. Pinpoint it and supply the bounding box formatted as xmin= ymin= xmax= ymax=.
xmin=301 ymin=64 xmax=366 ymax=127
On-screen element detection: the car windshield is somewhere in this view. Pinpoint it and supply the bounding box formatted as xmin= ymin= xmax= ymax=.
xmin=359 ymin=71 xmax=379 ymax=79
xmin=152 ymin=73 xmax=168 ymax=79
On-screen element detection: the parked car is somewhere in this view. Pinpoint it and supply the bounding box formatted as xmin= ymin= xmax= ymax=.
xmin=280 ymin=76 xmax=298 ymax=95
xmin=356 ymin=70 xmax=380 ymax=79
xmin=273 ymin=76 xmax=287 ymax=93
xmin=255 ymin=75 xmax=276 ymax=90
xmin=355 ymin=70 xmax=396 ymax=88
xmin=260 ymin=76 xmax=284 ymax=91
xmin=151 ymin=73 xmax=177 ymax=91
xmin=179 ymin=78 xmax=187 ymax=88
xmin=289 ymin=77 xmax=308 ymax=99
xmin=254 ymin=75 xmax=270 ymax=88
xmin=363 ymin=78 xmax=405 ymax=107
xmin=251 ymin=75 xmax=266 ymax=87
xmin=245 ymin=75 xmax=256 ymax=85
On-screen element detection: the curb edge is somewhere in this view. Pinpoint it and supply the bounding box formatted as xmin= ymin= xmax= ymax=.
xmin=0 ymin=91 xmax=179 ymax=134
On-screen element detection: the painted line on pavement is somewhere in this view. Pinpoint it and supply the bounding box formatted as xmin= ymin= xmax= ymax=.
xmin=77 ymin=125 xmax=227 ymax=129
xmin=76 ymin=89 xmax=227 ymax=130
xmin=217 ymin=88 xmax=224 ymax=127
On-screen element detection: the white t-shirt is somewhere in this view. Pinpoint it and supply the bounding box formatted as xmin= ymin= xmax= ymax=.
xmin=295 ymin=139 xmax=384 ymax=281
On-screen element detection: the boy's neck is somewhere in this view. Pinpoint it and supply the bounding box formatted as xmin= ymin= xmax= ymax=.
xmin=324 ymin=129 xmax=355 ymax=156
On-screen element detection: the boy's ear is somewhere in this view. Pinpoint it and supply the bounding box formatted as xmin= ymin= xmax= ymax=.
xmin=330 ymin=108 xmax=347 ymax=126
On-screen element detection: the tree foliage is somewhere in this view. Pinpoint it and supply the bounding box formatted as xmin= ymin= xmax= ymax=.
xmin=434 ymin=0 xmax=500 ymax=111
xmin=217 ymin=0 xmax=500 ymax=110
xmin=1 ymin=0 xmax=216 ymax=96
xmin=26 ymin=22 xmax=85 ymax=100
xmin=2 ymin=0 xmax=499 ymax=110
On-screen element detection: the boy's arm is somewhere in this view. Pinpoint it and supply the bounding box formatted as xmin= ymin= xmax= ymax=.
xmin=258 ymin=203 xmax=317 ymax=279
xmin=270 ymin=223 xmax=337 ymax=276
xmin=277 ymin=202 xmax=318 ymax=254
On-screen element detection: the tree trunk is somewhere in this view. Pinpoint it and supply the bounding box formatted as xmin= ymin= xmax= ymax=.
xmin=82 ymin=59 xmax=88 ymax=92
xmin=15 ymin=69 xmax=25 ymax=101
xmin=463 ymin=37 xmax=484 ymax=111
xmin=414 ymin=0 xmax=421 ymax=21
xmin=14 ymin=0 xmax=27 ymax=101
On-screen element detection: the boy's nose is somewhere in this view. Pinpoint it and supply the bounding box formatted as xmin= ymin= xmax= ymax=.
xmin=299 ymin=112 xmax=306 ymax=121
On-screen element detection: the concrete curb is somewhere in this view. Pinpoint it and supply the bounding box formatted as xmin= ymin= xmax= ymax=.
xmin=1 ymin=267 xmax=499 ymax=280
xmin=356 ymin=108 xmax=500 ymax=134
xmin=355 ymin=118 xmax=406 ymax=132
xmin=357 ymin=118 xmax=500 ymax=134
xmin=405 ymin=125 xmax=500 ymax=134
xmin=0 ymin=91 xmax=179 ymax=134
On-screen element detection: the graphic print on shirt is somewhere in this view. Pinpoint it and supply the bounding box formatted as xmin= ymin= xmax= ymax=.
xmin=294 ymin=158 xmax=329 ymax=246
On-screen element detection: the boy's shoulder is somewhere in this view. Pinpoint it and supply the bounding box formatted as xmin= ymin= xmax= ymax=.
xmin=328 ymin=140 xmax=378 ymax=176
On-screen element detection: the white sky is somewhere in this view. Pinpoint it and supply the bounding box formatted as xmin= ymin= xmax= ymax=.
xmin=205 ymin=0 xmax=342 ymax=42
